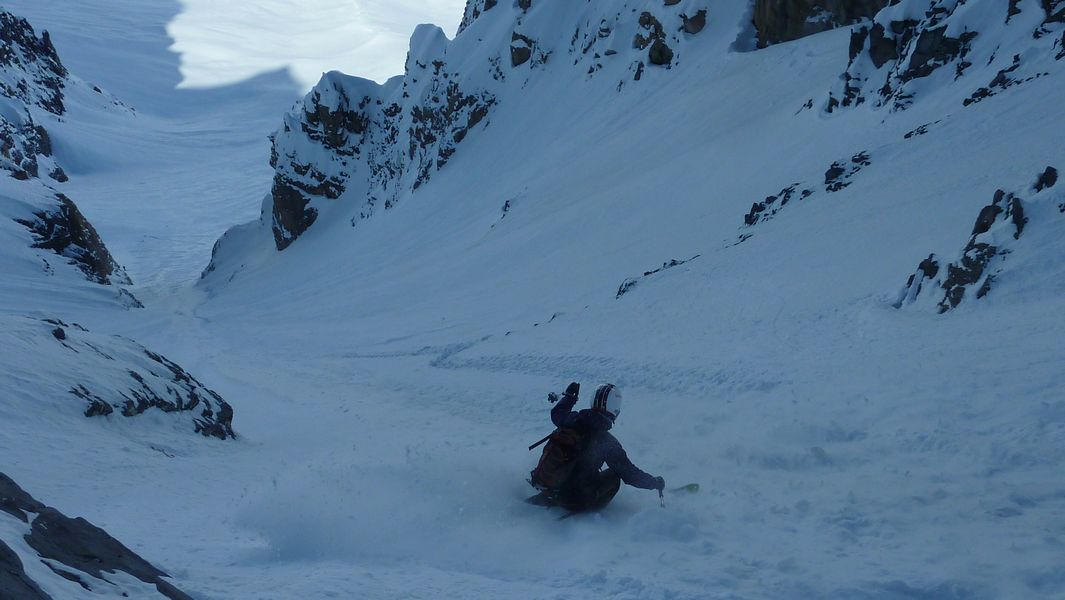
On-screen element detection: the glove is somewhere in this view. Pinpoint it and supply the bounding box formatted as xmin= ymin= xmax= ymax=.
xmin=565 ymin=382 xmax=580 ymax=397
xmin=653 ymin=476 xmax=665 ymax=491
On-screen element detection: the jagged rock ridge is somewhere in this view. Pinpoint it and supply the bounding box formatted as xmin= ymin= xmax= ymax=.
xmin=0 ymin=9 xmax=71 ymax=183
xmin=1 ymin=7 xmax=133 ymax=292
xmin=895 ymin=166 xmax=1060 ymax=312
xmin=259 ymin=0 xmax=713 ymax=251
xmin=0 ymin=10 xmax=67 ymax=115
xmin=1 ymin=473 xmax=193 ymax=600
xmin=827 ymin=0 xmax=1065 ymax=112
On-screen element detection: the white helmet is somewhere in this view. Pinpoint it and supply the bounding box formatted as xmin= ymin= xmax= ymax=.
xmin=592 ymin=384 xmax=622 ymax=421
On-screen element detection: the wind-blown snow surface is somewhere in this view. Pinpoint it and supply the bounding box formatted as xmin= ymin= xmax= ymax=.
xmin=3 ymin=1 xmax=1065 ymax=599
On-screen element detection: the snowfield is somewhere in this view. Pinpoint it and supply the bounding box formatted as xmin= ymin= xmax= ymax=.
xmin=2 ymin=1 xmax=1065 ymax=599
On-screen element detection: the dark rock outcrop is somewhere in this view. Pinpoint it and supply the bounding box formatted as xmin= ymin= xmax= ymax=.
xmin=829 ymin=5 xmax=979 ymax=112
xmin=743 ymin=151 xmax=870 ymax=229
xmin=681 ymin=10 xmax=708 ymax=35
xmin=744 ymin=184 xmax=814 ymax=227
xmin=895 ymin=167 xmax=1058 ymax=312
xmin=635 ymin=12 xmax=675 ymax=66
xmin=616 ymin=255 xmax=700 ymax=299
xmin=936 ymin=189 xmax=1026 ymax=311
xmin=0 ymin=116 xmax=63 ymax=182
xmin=1035 ymin=166 xmax=1058 ymax=192
xmin=0 ymin=538 xmax=50 ymax=600
xmin=0 ymin=473 xmax=193 ymax=600
xmin=0 ymin=10 xmax=67 ymax=115
xmin=7 ymin=316 xmax=236 ymax=440
xmin=14 ymin=193 xmax=132 ymax=285
xmin=824 ymin=151 xmax=871 ymax=192
xmin=266 ymin=39 xmax=497 ymax=250
xmin=753 ymin=0 xmax=890 ymax=47
xmin=828 ymin=0 xmax=1064 ymax=113
xmin=511 ymin=32 xmax=535 ymax=67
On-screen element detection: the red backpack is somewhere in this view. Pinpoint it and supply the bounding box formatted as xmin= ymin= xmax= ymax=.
xmin=529 ymin=427 xmax=587 ymax=491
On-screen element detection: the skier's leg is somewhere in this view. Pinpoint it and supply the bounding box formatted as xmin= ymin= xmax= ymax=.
xmin=588 ymin=469 xmax=622 ymax=510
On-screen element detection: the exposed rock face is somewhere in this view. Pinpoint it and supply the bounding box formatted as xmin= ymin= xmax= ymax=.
xmin=1 ymin=538 xmax=50 ymax=600
xmin=894 ymin=167 xmax=1060 ymax=312
xmin=753 ymin=0 xmax=890 ymax=47
xmin=0 ymin=9 xmax=72 ymax=183
xmin=266 ymin=34 xmax=497 ymax=250
xmin=0 ymin=473 xmax=193 ymax=600
xmin=0 ymin=11 xmax=135 ymax=294
xmin=248 ymin=1 xmax=713 ymax=254
xmin=0 ymin=116 xmax=65 ymax=182
xmin=0 ymin=10 xmax=67 ymax=115
xmin=616 ymin=255 xmax=700 ymax=299
xmin=828 ymin=0 xmax=1065 ymax=112
xmin=682 ymin=10 xmax=708 ymax=35
xmin=0 ymin=316 xmax=236 ymax=439
xmin=742 ymin=150 xmax=870 ymax=229
xmin=14 ymin=193 xmax=131 ymax=285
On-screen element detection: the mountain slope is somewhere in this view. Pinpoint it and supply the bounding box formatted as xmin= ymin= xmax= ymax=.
xmin=0 ymin=1 xmax=1063 ymax=599
xmin=191 ymin=1 xmax=1065 ymax=597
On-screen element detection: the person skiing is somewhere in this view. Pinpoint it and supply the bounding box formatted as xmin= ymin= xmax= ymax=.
xmin=528 ymin=382 xmax=665 ymax=512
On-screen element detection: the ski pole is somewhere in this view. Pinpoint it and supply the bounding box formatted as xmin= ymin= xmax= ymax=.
xmin=528 ymin=432 xmax=552 ymax=451
xmin=659 ymin=488 xmax=665 ymax=508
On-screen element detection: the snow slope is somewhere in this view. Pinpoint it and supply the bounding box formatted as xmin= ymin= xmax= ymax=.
xmin=3 ymin=1 xmax=1065 ymax=599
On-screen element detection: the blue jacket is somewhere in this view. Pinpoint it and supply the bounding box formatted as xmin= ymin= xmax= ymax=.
xmin=550 ymin=393 xmax=658 ymax=491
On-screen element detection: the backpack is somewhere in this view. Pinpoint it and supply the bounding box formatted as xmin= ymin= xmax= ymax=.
xmin=529 ymin=427 xmax=586 ymax=491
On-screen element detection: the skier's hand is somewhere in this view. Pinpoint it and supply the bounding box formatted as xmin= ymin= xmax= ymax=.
xmin=654 ymin=476 xmax=666 ymax=491
xmin=565 ymin=382 xmax=580 ymax=397
xmin=547 ymin=392 xmax=559 ymax=404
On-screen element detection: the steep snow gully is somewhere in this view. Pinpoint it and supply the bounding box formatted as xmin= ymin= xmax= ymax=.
xmin=2 ymin=1 xmax=1065 ymax=599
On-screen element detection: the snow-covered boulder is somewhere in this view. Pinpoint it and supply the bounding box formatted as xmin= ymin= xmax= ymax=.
xmin=0 ymin=315 xmax=236 ymax=439
xmin=0 ymin=472 xmax=193 ymax=599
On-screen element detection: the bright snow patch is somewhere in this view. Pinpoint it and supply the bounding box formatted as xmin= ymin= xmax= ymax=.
xmin=168 ymin=0 xmax=466 ymax=88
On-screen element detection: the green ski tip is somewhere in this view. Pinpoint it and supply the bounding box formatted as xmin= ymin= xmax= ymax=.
xmin=671 ymin=483 xmax=700 ymax=493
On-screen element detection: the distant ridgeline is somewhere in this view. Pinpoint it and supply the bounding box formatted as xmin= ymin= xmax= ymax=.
xmin=236 ymin=0 xmax=1063 ymax=256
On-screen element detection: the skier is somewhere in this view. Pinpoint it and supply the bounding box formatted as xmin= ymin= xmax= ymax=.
xmin=528 ymin=382 xmax=665 ymax=512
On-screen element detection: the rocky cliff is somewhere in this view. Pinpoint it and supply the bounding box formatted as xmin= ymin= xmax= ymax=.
xmin=0 ymin=9 xmax=69 ymax=183
xmin=753 ymin=0 xmax=890 ymax=47
xmin=827 ymin=0 xmax=1065 ymax=112
xmin=246 ymin=0 xmax=1065 ymax=256
xmin=1 ymin=473 xmax=194 ymax=599
xmin=14 ymin=193 xmax=131 ymax=286
xmin=260 ymin=0 xmax=713 ymax=251
xmin=0 ymin=10 xmax=67 ymax=115
xmin=1 ymin=8 xmax=130 ymax=287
